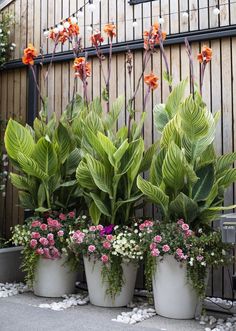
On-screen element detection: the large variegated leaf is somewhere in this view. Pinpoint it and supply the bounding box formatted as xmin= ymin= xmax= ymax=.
xmin=103 ymin=96 xmax=124 ymax=131
xmin=90 ymin=192 xmax=111 ymax=216
xmin=97 ymin=132 xmax=116 ymax=167
xmin=113 ymin=139 xmax=129 ymax=167
xmin=5 ymin=119 xmax=35 ymax=161
xmin=86 ymin=155 xmax=112 ymax=196
xmin=149 ymin=149 xmax=166 ymax=186
xmin=17 ymin=153 xmax=48 ymax=180
xmin=139 ymin=141 xmax=159 ymax=173
xmin=114 ymin=194 xmax=143 ymax=215
xmin=153 ymin=104 xmax=169 ymax=133
xmin=89 ymin=202 xmax=101 ymax=225
xmin=218 ymin=169 xmax=236 ymax=188
xmin=18 ymin=191 xmax=35 ymax=209
xmin=132 ymin=112 xmax=146 ymax=140
xmin=137 ymin=176 xmax=169 ymax=216
xmin=84 ymin=111 xmax=104 ymax=133
xmin=162 ymin=142 xmax=185 ymax=190
xmin=127 ymin=139 xmax=144 ymax=186
xmin=169 ymin=192 xmax=198 ymax=223
xmin=160 ymin=115 xmax=180 ymax=148
xmin=32 ymin=138 xmax=58 ymax=177
xmin=10 ymin=173 xmax=31 ymax=191
xmin=55 ymin=122 xmax=71 ymax=164
xmin=89 ymin=97 xmax=103 ymax=115
xmin=66 ymin=148 xmax=82 ymax=175
xmin=192 ymin=164 xmax=214 ymax=201
xmin=165 ymin=78 xmax=188 ymax=118
xmin=216 ymin=152 xmax=236 ymax=176
xmin=76 ymin=161 xmax=96 ymax=190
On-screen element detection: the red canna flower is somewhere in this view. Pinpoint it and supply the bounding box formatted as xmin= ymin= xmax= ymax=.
xmin=103 ymin=23 xmax=116 ymax=39
xmin=73 ymin=57 xmax=91 ymax=80
xmin=22 ymin=44 xmax=38 ymax=65
xmin=144 ymin=72 xmax=159 ymax=90
xmin=143 ymin=22 xmax=166 ymax=50
xmin=197 ymin=45 xmax=212 ymax=63
xmin=91 ymin=30 xmax=104 ymax=47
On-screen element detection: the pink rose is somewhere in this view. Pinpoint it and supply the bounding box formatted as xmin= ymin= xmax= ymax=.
xmin=89 ymin=226 xmax=97 ymax=232
xmin=96 ymin=225 xmax=104 ymax=231
xmin=139 ymin=223 xmax=145 ymax=231
xmin=47 ymin=233 xmax=54 ymax=241
xmin=72 ymin=231 xmax=85 ymax=244
xmin=162 ymin=244 xmax=170 ymax=253
xmin=103 ymin=241 xmax=111 ymax=249
xmin=150 ymin=243 xmax=157 ymax=250
xmin=101 ymin=254 xmax=109 ymax=263
xmin=49 ymin=240 xmax=55 ymax=246
xmin=31 ymin=220 xmax=41 ymax=228
xmin=177 ymin=219 xmax=184 ymax=225
xmin=51 ymin=247 xmax=60 ymax=259
xmin=39 ymin=237 xmax=49 ymax=246
xmin=47 ymin=219 xmax=62 ymax=229
xmin=40 ymin=224 xmax=48 ymax=231
xmin=88 ymin=245 xmax=96 ymax=252
xmin=153 ymin=235 xmax=162 ymax=243
xmin=151 ymin=249 xmax=160 ymax=257
xmin=57 ymin=230 xmax=64 ymax=237
xmin=196 ymin=255 xmax=204 ymax=262
xmin=43 ymin=248 xmax=51 ymax=259
xmin=106 ymin=234 xmax=113 ymax=241
xmin=36 ymin=248 xmax=44 ymax=255
xmin=30 ymin=239 xmax=37 ymax=248
xmin=176 ymin=248 xmax=183 ymax=256
xmin=182 ymin=223 xmax=189 ymax=231
xmin=68 ymin=211 xmax=75 ymax=218
xmin=185 ymin=230 xmax=192 ymax=237
xmin=31 ymin=232 xmax=40 ymax=239
xmin=59 ymin=213 xmax=66 ymax=220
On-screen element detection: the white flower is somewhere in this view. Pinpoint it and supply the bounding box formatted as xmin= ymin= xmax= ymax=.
xmin=211 ymin=252 xmax=215 ymax=256
xmin=10 ymin=46 xmax=14 ymax=51
xmin=7 ymin=30 xmax=10 ymax=35
xmin=0 ymin=29 xmax=2 ymax=33
xmin=222 ymin=249 xmax=226 ymax=256
xmin=201 ymin=261 xmax=206 ymax=266
xmin=11 ymin=43 xmax=16 ymax=47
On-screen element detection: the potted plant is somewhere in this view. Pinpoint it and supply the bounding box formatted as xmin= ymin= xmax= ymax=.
xmin=11 ymin=211 xmax=80 ymax=297
xmin=136 ymin=33 xmax=236 ymax=318
xmin=70 ymin=220 xmax=145 ymax=307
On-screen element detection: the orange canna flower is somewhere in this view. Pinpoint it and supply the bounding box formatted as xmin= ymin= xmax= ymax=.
xmin=73 ymin=57 xmax=91 ymax=80
xmin=67 ymin=18 xmax=80 ymax=37
xmin=144 ymin=73 xmax=159 ymax=90
xmin=103 ymin=23 xmax=116 ymax=39
xmin=143 ymin=22 xmax=166 ymax=50
xmin=197 ymin=46 xmax=212 ymax=63
xmin=91 ymin=30 xmax=104 ymax=47
xmin=22 ymin=44 xmax=38 ymax=65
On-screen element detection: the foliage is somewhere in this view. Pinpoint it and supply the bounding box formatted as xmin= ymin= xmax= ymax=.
xmin=11 ymin=211 xmax=80 ymax=285
xmin=139 ymin=219 xmax=232 ymax=298
xmin=0 ymin=120 xmax=8 ymax=196
xmin=0 ymin=13 xmax=15 ymax=67
xmin=137 ymin=84 xmax=236 ymax=230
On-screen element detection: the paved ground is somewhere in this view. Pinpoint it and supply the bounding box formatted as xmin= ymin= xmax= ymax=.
xmin=0 ymin=293 xmax=205 ymax=331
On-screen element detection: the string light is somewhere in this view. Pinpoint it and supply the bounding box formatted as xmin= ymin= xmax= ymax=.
xmin=87 ymin=24 xmax=93 ymax=32
xmin=132 ymin=19 xmax=138 ymax=27
xmin=70 ymin=16 xmax=78 ymax=24
xmin=158 ymin=16 xmax=165 ymax=24
xmin=182 ymin=12 xmax=189 ymax=18
xmin=213 ymin=7 xmax=221 ymax=15
xmin=88 ymin=0 xmax=96 ymax=12
xmin=77 ymin=8 xmax=84 ymax=18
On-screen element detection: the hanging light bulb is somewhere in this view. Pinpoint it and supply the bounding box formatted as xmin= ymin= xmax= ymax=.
xmin=53 ymin=27 xmax=59 ymax=34
xmin=88 ymin=0 xmax=96 ymax=12
xmin=132 ymin=19 xmax=138 ymax=28
xmin=63 ymin=20 xmax=70 ymax=29
xmin=57 ymin=23 xmax=64 ymax=32
xmin=182 ymin=11 xmax=189 ymax=18
xmin=213 ymin=7 xmax=221 ymax=15
xmin=87 ymin=24 xmax=93 ymax=32
xmin=158 ymin=16 xmax=165 ymax=24
xmin=43 ymin=29 xmax=50 ymax=37
xmin=77 ymin=8 xmax=84 ymax=18
xmin=70 ymin=15 xmax=77 ymax=24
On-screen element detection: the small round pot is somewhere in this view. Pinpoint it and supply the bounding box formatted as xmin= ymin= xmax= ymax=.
xmin=152 ymin=255 xmax=199 ymax=319
xmin=83 ymin=256 xmax=138 ymax=307
xmin=33 ymin=255 xmax=77 ymax=297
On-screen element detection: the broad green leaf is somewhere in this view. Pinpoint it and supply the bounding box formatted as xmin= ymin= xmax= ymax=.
xmin=32 ymin=137 xmax=58 ymax=177
xmin=60 ymin=180 xmax=77 ymax=187
xmin=216 ymin=152 xmax=236 ymax=176
xmin=17 ymin=153 xmax=48 ymax=180
xmin=5 ymin=119 xmax=35 ymax=161
xmin=209 ymin=205 xmax=236 ymax=211
xmin=192 ymin=164 xmax=214 ymax=201
xmin=89 ymin=202 xmax=101 ymax=225
xmin=55 ymin=122 xmax=71 ymax=164
xmin=35 ymin=207 xmax=50 ymax=213
xmin=165 ymin=79 xmax=188 ymax=118
xmin=169 ymin=192 xmax=198 ymax=223
xmin=89 ymin=97 xmax=103 ymax=115
xmin=90 ymin=192 xmax=111 ymax=216
xmin=18 ymin=191 xmax=35 ymax=209
xmin=218 ymin=168 xmax=236 ymax=188
xmin=127 ymin=139 xmax=144 ymax=186
xmin=139 ymin=141 xmax=159 ymax=173
xmin=84 ymin=111 xmax=104 ymax=133
xmin=149 ymin=149 xmax=166 ymax=186
xmin=132 ymin=112 xmax=146 ymax=140
xmin=10 ymin=173 xmax=31 ymax=191
xmin=137 ymin=176 xmax=169 ymax=216
xmin=103 ymin=96 xmax=124 ymax=131
xmin=76 ymin=161 xmax=96 ymax=190
xmin=153 ymin=104 xmax=169 ymax=133
xmin=113 ymin=139 xmax=129 ymax=166
xmin=114 ymin=194 xmax=143 ymax=215
xmin=33 ymin=117 xmax=46 ymax=141
xmin=97 ymin=132 xmax=116 ymax=166
xmin=160 ymin=115 xmax=180 ymax=148
xmin=66 ymin=148 xmax=82 ymax=175
xmin=37 ymin=183 xmax=46 ymax=207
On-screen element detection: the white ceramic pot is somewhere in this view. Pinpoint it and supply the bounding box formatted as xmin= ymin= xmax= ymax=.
xmin=34 ymin=255 xmax=77 ymax=297
xmin=152 ymin=255 xmax=199 ymax=319
xmin=84 ymin=256 xmax=138 ymax=307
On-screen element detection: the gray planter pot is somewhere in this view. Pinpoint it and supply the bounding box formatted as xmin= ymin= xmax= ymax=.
xmin=0 ymin=246 xmax=25 ymax=283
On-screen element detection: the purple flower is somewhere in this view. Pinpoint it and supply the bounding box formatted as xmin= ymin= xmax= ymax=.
xmin=100 ymin=224 xmax=114 ymax=236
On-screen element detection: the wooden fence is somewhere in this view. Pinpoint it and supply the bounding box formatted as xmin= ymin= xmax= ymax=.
xmin=0 ymin=0 xmax=236 ymax=299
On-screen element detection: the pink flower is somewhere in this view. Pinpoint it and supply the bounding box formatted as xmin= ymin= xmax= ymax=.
xmin=177 ymin=219 xmax=184 ymax=225
xmin=36 ymin=248 xmax=44 ymax=255
xmin=51 ymin=247 xmax=60 ymax=259
xmin=196 ymin=255 xmax=204 ymax=262
xmin=47 ymin=233 xmax=54 ymax=241
xmin=106 ymin=234 xmax=113 ymax=241
xmin=39 ymin=237 xmax=49 ymax=246
xmin=101 ymin=254 xmax=109 ymax=263
xmin=30 ymin=239 xmax=37 ymax=248
xmin=40 ymin=224 xmax=48 ymax=231
xmin=139 ymin=220 xmax=153 ymax=231
xmin=182 ymin=223 xmax=189 ymax=231
xmin=162 ymin=244 xmax=170 ymax=252
xmin=150 ymin=243 xmax=157 ymax=250
xmin=96 ymin=225 xmax=104 ymax=231
xmin=57 ymin=230 xmax=64 ymax=237
xmin=139 ymin=224 xmax=145 ymax=231
xmin=153 ymin=235 xmax=162 ymax=243
xmin=49 ymin=240 xmax=55 ymax=246
xmin=176 ymin=248 xmax=183 ymax=256
xmin=59 ymin=213 xmax=66 ymax=220
xmin=89 ymin=226 xmax=97 ymax=232
xmin=47 ymin=219 xmax=62 ymax=229
xmin=43 ymin=248 xmax=51 ymax=259
xmin=72 ymin=231 xmax=85 ymax=244
xmin=31 ymin=220 xmax=41 ymax=228
xmin=31 ymin=232 xmax=40 ymax=239
xmin=185 ymin=229 xmax=193 ymax=237
xmin=68 ymin=211 xmax=75 ymax=218
xmin=151 ymin=248 xmax=160 ymax=257
xmin=103 ymin=241 xmax=111 ymax=249
xmin=88 ymin=245 xmax=96 ymax=252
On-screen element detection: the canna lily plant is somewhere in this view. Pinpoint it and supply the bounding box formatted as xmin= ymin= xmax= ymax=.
xmin=137 ymin=41 xmax=236 ymax=231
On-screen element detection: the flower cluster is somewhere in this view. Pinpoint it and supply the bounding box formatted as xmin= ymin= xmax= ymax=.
xmin=73 ymin=57 xmax=91 ymax=80
xmin=197 ymin=45 xmax=212 ymax=64
xmin=103 ymin=23 xmax=116 ymax=39
xmin=22 ymin=44 xmax=38 ymax=65
xmin=0 ymin=13 xmax=16 ymax=67
xmin=47 ymin=17 xmax=80 ymax=44
xmin=144 ymin=73 xmax=159 ymax=90
xmin=143 ymin=22 xmax=166 ymax=51
xmin=12 ymin=211 xmax=78 ymax=260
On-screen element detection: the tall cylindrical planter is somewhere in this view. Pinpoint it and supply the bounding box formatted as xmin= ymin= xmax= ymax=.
xmin=84 ymin=256 xmax=138 ymax=307
xmin=34 ymin=255 xmax=77 ymax=297
xmin=152 ymin=255 xmax=199 ymax=319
